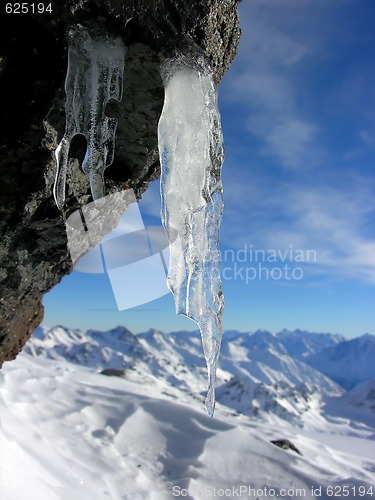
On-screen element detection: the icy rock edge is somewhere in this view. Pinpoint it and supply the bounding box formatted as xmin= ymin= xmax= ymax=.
xmin=53 ymin=24 xmax=125 ymax=209
xmin=158 ymin=45 xmax=225 ymax=417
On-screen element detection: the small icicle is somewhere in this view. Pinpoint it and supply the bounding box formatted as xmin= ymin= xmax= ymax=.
xmin=53 ymin=24 xmax=125 ymax=209
xmin=158 ymin=44 xmax=224 ymax=417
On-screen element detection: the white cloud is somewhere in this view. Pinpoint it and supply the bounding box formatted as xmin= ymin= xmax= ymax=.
xmin=263 ymin=119 xmax=317 ymax=169
xmin=221 ymin=168 xmax=375 ymax=284
xmin=359 ymin=129 xmax=375 ymax=147
xmin=218 ymin=0 xmax=375 ymax=284
xmin=221 ymin=1 xmax=334 ymax=169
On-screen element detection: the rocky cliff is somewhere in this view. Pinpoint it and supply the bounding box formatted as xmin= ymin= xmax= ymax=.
xmin=0 ymin=0 xmax=241 ymax=364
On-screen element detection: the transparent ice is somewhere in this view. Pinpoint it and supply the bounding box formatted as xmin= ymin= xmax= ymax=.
xmin=158 ymin=47 xmax=224 ymax=417
xmin=53 ymin=24 xmax=125 ymax=209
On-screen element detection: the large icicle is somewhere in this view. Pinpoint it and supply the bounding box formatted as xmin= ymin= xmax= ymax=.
xmin=158 ymin=47 xmax=224 ymax=417
xmin=53 ymin=24 xmax=125 ymax=209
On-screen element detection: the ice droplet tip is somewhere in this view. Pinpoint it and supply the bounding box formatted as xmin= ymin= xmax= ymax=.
xmin=205 ymin=386 xmax=215 ymax=418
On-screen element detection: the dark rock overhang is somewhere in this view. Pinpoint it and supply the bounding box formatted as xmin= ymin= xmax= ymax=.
xmin=0 ymin=0 xmax=241 ymax=364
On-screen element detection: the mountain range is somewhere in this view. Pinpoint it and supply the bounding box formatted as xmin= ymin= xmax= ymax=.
xmin=1 ymin=325 xmax=374 ymax=499
xmin=27 ymin=325 xmax=375 ymax=422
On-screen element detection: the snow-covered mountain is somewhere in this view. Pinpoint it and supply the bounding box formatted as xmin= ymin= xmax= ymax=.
xmin=216 ymin=376 xmax=318 ymax=423
xmin=340 ymin=378 xmax=375 ymax=412
xmin=1 ymin=325 xmax=375 ymax=500
xmin=22 ymin=325 xmax=375 ymax=423
xmin=276 ymin=328 xmax=345 ymax=359
xmin=219 ymin=329 xmax=342 ymax=391
xmin=304 ymin=333 xmax=375 ymax=389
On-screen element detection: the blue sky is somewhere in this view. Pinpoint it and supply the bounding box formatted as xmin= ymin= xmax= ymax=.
xmin=42 ymin=0 xmax=375 ymax=338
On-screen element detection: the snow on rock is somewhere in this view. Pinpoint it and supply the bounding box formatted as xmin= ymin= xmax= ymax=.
xmin=216 ymin=375 xmax=319 ymax=423
xmin=271 ymin=439 xmax=303 ymax=455
xmin=218 ymin=330 xmax=343 ymax=396
xmin=23 ymin=325 xmax=152 ymax=373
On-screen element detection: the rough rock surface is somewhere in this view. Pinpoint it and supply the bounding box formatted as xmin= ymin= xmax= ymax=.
xmin=0 ymin=0 xmax=241 ymax=364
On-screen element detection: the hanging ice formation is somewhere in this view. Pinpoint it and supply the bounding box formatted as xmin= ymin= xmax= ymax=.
xmin=53 ymin=24 xmax=125 ymax=209
xmin=158 ymin=45 xmax=225 ymax=417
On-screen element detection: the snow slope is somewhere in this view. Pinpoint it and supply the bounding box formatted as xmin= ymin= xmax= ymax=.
xmin=1 ymin=326 xmax=374 ymax=500
xmin=340 ymin=378 xmax=375 ymax=413
xmin=1 ymin=351 xmax=374 ymax=500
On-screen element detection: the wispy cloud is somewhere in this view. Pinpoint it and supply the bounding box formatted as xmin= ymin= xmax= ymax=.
xmin=360 ymin=129 xmax=375 ymax=147
xmin=222 ymin=168 xmax=375 ymax=283
xmin=263 ymin=119 xmax=317 ymax=169
xmin=222 ymin=1 xmax=345 ymax=169
xmin=219 ymin=0 xmax=375 ymax=284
